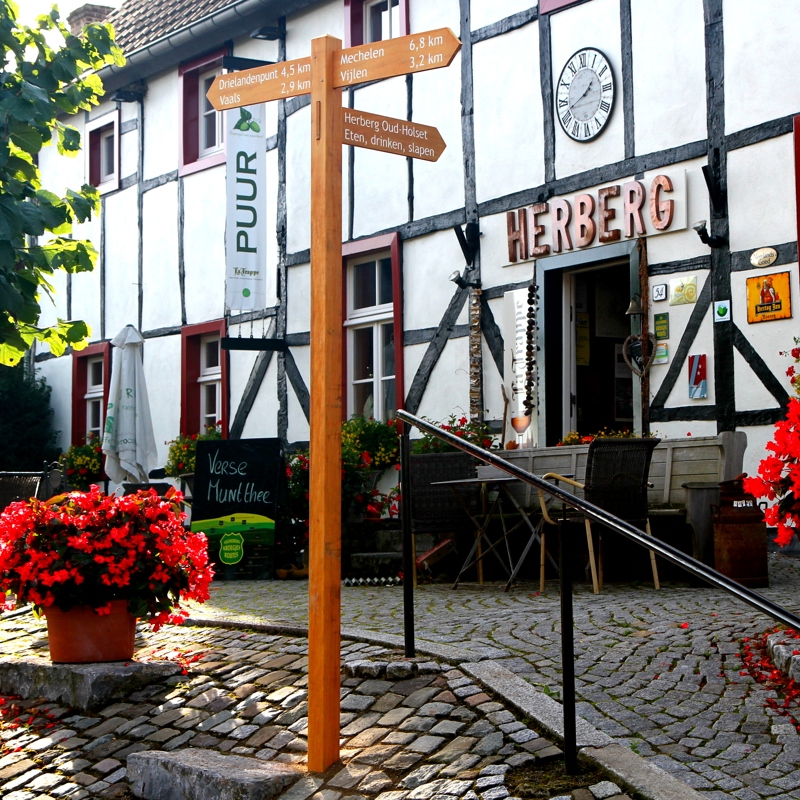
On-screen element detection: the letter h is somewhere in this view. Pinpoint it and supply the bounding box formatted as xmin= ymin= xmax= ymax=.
xmin=507 ymin=210 xmax=528 ymax=263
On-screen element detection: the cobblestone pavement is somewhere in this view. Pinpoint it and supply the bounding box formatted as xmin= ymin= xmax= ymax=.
xmin=0 ymin=616 xmax=629 ymax=800
xmin=188 ymin=553 xmax=800 ymax=799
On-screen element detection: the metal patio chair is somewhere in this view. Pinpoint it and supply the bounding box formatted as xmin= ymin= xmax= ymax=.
xmin=538 ymin=437 xmax=662 ymax=594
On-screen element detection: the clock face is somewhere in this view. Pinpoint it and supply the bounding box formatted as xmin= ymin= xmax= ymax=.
xmin=556 ymin=48 xmax=615 ymax=142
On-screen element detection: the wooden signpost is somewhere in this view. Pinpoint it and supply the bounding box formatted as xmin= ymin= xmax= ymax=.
xmin=207 ymin=27 xmax=461 ymax=773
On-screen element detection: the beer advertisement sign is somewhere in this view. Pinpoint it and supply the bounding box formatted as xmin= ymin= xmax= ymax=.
xmin=746 ymin=271 xmax=792 ymax=324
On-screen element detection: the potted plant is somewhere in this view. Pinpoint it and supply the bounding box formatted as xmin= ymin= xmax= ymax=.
xmin=0 ymin=486 xmax=213 ymax=663
xmin=164 ymin=422 xmax=223 ymax=494
xmin=61 ymin=433 xmax=103 ymax=490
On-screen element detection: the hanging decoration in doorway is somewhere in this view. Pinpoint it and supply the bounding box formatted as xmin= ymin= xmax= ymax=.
xmin=469 ymin=287 xmax=483 ymax=420
xmin=688 ymin=354 xmax=708 ymax=399
xmin=622 ymin=332 xmax=656 ymax=377
xmin=523 ymin=272 xmax=538 ymax=415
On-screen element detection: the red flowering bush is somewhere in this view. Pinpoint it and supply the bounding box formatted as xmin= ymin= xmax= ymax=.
xmin=745 ymin=339 xmax=800 ymax=546
xmin=410 ymin=414 xmax=496 ymax=454
xmin=0 ymin=486 xmax=213 ymax=629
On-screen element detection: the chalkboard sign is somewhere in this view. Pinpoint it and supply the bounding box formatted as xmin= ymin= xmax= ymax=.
xmin=190 ymin=438 xmax=282 ymax=544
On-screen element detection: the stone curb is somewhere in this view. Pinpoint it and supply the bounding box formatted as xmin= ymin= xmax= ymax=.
xmin=766 ymin=631 xmax=800 ymax=682
xmin=187 ymin=616 xmax=704 ymax=800
xmin=461 ymin=662 xmax=705 ymax=800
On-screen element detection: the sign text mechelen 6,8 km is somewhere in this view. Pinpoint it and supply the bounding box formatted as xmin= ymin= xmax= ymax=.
xmin=206 ymin=28 xmax=461 ymax=110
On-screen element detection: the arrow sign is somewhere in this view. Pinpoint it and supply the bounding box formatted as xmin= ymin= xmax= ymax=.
xmin=206 ymin=28 xmax=461 ymax=111
xmin=207 ymin=56 xmax=312 ymax=110
xmin=333 ymin=28 xmax=461 ymax=87
xmin=341 ymin=108 xmax=446 ymax=161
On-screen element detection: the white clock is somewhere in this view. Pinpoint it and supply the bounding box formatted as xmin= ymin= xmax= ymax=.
xmin=556 ymin=48 xmax=615 ymax=142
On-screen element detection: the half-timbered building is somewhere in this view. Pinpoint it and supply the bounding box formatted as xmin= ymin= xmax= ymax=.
xmin=36 ymin=0 xmax=800 ymax=482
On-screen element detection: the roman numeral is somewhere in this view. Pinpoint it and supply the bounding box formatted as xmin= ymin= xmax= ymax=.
xmin=583 ymin=124 xmax=591 ymax=138
xmin=592 ymin=54 xmax=597 ymax=68
xmin=572 ymin=121 xmax=579 ymax=136
xmin=579 ymin=53 xmax=587 ymax=68
xmin=602 ymin=83 xmax=612 ymax=93
xmin=600 ymin=100 xmax=610 ymax=113
xmin=561 ymin=111 xmax=572 ymax=126
xmin=558 ymin=98 xmax=568 ymax=108
xmin=598 ymin=65 xmax=607 ymax=77
xmin=560 ymin=80 xmax=569 ymax=89
xmin=568 ymin=62 xmax=577 ymax=75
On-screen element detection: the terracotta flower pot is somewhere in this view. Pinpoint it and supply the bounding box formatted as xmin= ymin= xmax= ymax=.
xmin=43 ymin=600 xmax=137 ymax=663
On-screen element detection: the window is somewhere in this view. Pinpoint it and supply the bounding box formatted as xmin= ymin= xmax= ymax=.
xmin=344 ymin=0 xmax=408 ymax=47
xmin=71 ymin=342 xmax=111 ymax=445
xmin=179 ymin=48 xmax=228 ymax=176
xmin=343 ymin=233 xmax=403 ymax=421
xmin=181 ymin=319 xmax=228 ymax=436
xmin=85 ymin=111 xmax=119 ymax=194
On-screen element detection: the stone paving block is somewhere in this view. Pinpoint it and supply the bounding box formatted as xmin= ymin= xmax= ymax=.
xmin=406 ymin=735 xmax=445 ymax=754
xmin=358 ymin=770 xmax=393 ymax=794
xmin=430 ymin=736 xmax=478 ymax=764
xmin=127 ymin=748 xmax=300 ymax=800
xmin=0 ymin=658 xmax=180 ymax=711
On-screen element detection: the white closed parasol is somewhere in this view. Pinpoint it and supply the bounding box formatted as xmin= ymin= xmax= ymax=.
xmin=102 ymin=325 xmax=158 ymax=484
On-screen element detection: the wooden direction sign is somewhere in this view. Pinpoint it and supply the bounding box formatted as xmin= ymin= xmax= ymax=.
xmin=342 ymin=108 xmax=446 ymax=161
xmin=206 ymin=28 xmax=461 ymax=111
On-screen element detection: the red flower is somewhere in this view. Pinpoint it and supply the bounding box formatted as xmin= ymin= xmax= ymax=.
xmin=680 ymin=622 xmax=689 ymax=629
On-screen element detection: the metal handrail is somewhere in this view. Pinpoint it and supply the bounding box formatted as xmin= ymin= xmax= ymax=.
xmin=398 ymin=409 xmax=800 ymax=630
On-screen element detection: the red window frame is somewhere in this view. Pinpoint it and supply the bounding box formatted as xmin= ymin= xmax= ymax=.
xmin=85 ymin=111 xmax=119 ymax=194
xmin=344 ymin=0 xmax=409 ymax=48
xmin=71 ymin=341 xmax=111 ymax=445
xmin=539 ymin=0 xmax=588 ymax=12
xmin=794 ymin=116 xmax=800 ymax=246
xmin=181 ymin=319 xmax=229 ymax=437
xmin=179 ymin=47 xmax=229 ymax=177
xmin=342 ymin=232 xmax=404 ymax=421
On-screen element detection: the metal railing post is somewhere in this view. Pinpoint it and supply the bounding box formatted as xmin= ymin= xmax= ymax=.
xmin=399 ymin=424 xmax=415 ymax=657
xmin=559 ymin=517 xmax=578 ymax=774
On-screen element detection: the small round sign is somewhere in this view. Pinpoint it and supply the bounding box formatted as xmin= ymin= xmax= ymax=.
xmin=750 ymin=247 xmax=778 ymax=268
xmin=242 ymin=288 xmax=251 ymax=297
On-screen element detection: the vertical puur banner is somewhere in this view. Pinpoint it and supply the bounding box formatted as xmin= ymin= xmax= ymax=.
xmin=225 ymin=104 xmax=266 ymax=311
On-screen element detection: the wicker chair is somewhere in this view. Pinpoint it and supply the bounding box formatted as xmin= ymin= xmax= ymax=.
xmin=538 ymin=438 xmax=661 ymax=594
xmin=407 ymin=451 xmax=478 ymax=565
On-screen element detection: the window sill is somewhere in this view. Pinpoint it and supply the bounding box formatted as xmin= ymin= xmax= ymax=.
xmin=179 ymin=150 xmax=226 ymax=178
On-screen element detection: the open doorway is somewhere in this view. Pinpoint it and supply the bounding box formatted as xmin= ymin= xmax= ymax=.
xmin=544 ymin=261 xmax=634 ymax=445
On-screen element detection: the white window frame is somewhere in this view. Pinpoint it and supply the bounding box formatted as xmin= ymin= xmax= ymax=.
xmin=198 ymin=335 xmax=221 ymax=432
xmin=345 ymin=251 xmax=396 ymax=421
xmin=84 ymin=356 xmax=105 ymax=440
xmin=199 ymin=67 xmax=224 ymax=158
xmin=365 ymin=0 xmax=400 ymax=43
xmin=85 ymin=110 xmax=120 ymax=195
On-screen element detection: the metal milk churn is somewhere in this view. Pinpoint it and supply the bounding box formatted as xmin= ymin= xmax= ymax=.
xmin=712 ymin=474 xmax=768 ymax=588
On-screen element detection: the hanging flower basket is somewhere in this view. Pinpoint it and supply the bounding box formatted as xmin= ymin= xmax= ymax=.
xmin=0 ymin=486 xmax=214 ymax=662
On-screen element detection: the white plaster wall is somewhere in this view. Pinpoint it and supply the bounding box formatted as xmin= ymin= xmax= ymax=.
xmin=480 ymin=210 xmax=537 ymax=288
xmin=410 ymin=0 xmax=459 ymax=32
xmin=287 ymin=345 xmax=311 ymax=443
xmin=36 ymin=268 xmax=68 ymax=331
xmin=70 ymin=215 xmax=103 ymax=339
xmin=241 ymin=357 xmax=280 ymax=439
xmin=103 ymin=186 xmax=140 ymax=333
xmin=647 ymin=271 xmax=715 ymax=409
xmin=120 ymin=101 xmax=138 ymax=124
xmin=473 ymin=24 xmax=543 ymax=204
xmin=227 ymin=335 xmax=259 ymax=423
xmin=183 ymin=165 xmax=226 ymax=324
xmin=39 ymin=118 xmax=85 ymax=197
xmin=652 ymin=420 xmax=718 ymax=439
xmin=287 ymin=263 xmax=311 ymax=334
xmin=410 ymin=53 xmax=464 ymax=220
xmin=120 ymin=127 xmax=138 ymax=179
xmin=352 ymin=77 xmax=409 ymax=238
xmin=36 ymin=355 xmax=73 ymax=453
xmin=286 ymin=104 xmax=311 ymax=255
xmin=412 ymin=337 xmax=471 ymax=422
xmin=142 ymin=182 xmax=181 ymax=331
xmin=232 ymin=37 xmax=280 ymax=139
xmin=470 ymin=0 xmax=534 ymax=31
xmin=286 ymin=0 xmax=343 ymax=59
xmin=630 ymin=0 xmax=706 ymax=155
xmin=644 ymin=160 xmax=710 ymax=266
xmin=740 ymin=424 xmax=778 ymax=482
xmin=402 ymin=230 xmax=466 ymax=331
xmin=727 ymin=136 xmax=797 ymax=253
xmin=89 ymin=99 xmax=116 ymax=123
xmin=551 ymin=0 xmax=624 ymax=179
xmin=731 ymin=263 xmax=800 ymax=410
xmin=141 ymin=335 xmax=181 ymax=468
xmin=724 ymin=0 xmax=800 ymax=134
xmin=143 ymin=71 xmax=179 ymax=180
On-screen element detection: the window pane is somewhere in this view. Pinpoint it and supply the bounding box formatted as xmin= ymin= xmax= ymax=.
xmin=102 ymin=134 xmax=114 ymax=178
xmin=368 ymin=1 xmax=387 ymax=42
xmin=354 ymin=383 xmax=374 ymax=419
xmin=203 ymin=113 xmax=217 ymax=150
xmin=204 ymin=339 xmax=220 ymax=370
xmin=353 ymin=261 xmax=377 ymax=309
xmin=382 ymin=378 xmax=396 ymax=420
xmin=381 ymin=322 xmax=394 ymax=376
xmin=353 ymin=327 xmax=374 ymax=381
xmin=204 ymin=383 xmax=218 ymax=420
xmin=89 ymin=359 xmax=103 ymax=388
xmin=378 ymin=257 xmax=393 ymax=305
xmin=89 ymin=399 xmax=101 ymax=431
xmin=203 ymin=77 xmax=215 ymax=114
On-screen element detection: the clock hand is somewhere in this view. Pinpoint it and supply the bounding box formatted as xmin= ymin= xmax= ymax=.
xmin=570 ymin=76 xmax=595 ymax=109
